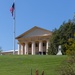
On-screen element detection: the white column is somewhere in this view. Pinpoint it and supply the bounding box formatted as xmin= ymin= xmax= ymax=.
xmin=46 ymin=40 xmax=49 ymax=55
xmin=25 ymin=42 xmax=28 ymax=55
xmin=21 ymin=44 xmax=23 ymax=55
xmin=32 ymin=41 xmax=35 ymax=55
xmin=39 ymin=41 xmax=43 ymax=54
xmin=18 ymin=44 xmax=21 ymax=55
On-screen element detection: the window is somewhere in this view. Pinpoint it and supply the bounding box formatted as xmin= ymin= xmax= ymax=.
xmin=43 ymin=42 xmax=46 ymax=46
xmin=29 ymin=44 xmax=31 ymax=48
xmin=36 ymin=43 xmax=38 ymax=47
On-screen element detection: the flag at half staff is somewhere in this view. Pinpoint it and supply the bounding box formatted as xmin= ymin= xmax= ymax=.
xmin=10 ymin=3 xmax=15 ymax=16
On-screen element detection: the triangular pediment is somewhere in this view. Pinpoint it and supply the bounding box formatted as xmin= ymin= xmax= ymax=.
xmin=16 ymin=26 xmax=52 ymax=39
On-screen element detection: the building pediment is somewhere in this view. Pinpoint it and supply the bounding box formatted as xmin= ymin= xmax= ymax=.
xmin=16 ymin=26 xmax=52 ymax=39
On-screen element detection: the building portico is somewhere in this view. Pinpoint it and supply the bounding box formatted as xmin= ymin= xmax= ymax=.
xmin=16 ymin=26 xmax=52 ymax=55
xmin=18 ymin=37 xmax=49 ymax=55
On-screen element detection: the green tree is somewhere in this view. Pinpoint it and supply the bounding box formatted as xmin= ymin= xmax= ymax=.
xmin=48 ymin=20 xmax=75 ymax=55
xmin=58 ymin=38 xmax=75 ymax=75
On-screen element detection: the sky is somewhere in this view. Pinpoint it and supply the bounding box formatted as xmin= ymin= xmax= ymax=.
xmin=0 ymin=0 xmax=75 ymax=51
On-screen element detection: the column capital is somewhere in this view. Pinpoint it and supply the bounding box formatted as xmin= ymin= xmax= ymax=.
xmin=21 ymin=43 xmax=25 ymax=46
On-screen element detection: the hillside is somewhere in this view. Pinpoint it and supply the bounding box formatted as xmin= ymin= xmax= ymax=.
xmin=0 ymin=55 xmax=66 ymax=75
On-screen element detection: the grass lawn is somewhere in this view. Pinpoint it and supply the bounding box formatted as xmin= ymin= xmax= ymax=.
xmin=0 ymin=55 xmax=67 ymax=75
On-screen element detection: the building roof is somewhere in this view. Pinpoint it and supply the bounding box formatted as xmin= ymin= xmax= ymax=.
xmin=2 ymin=50 xmax=18 ymax=52
xmin=16 ymin=26 xmax=52 ymax=39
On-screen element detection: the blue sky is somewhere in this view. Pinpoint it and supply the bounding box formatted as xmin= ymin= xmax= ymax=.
xmin=0 ymin=0 xmax=75 ymax=51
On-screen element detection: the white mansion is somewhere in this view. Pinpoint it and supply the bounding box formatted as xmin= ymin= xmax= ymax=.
xmin=16 ymin=26 xmax=52 ymax=55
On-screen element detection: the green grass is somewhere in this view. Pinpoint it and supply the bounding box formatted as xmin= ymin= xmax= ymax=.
xmin=0 ymin=55 xmax=67 ymax=75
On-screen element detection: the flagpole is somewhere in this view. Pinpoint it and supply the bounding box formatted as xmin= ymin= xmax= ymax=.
xmin=13 ymin=0 xmax=16 ymax=55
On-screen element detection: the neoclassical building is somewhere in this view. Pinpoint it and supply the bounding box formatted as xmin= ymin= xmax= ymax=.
xmin=16 ymin=26 xmax=52 ymax=55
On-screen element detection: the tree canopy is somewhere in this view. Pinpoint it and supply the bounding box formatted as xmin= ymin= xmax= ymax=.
xmin=48 ymin=20 xmax=75 ymax=55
